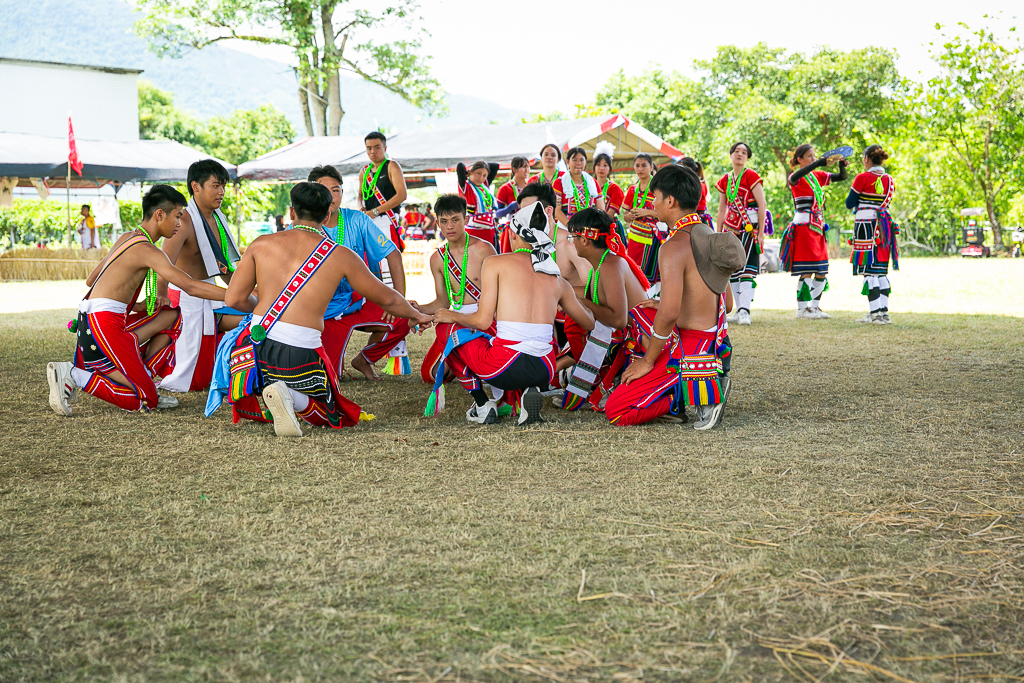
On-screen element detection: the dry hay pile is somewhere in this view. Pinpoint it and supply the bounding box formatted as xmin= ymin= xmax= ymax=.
xmin=0 ymin=246 xmax=107 ymax=281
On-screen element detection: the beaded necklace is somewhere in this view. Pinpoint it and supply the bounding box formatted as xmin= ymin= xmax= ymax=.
xmin=667 ymin=213 xmax=704 ymax=239
xmin=138 ymin=229 xmax=159 ymax=315
xmin=362 ymin=160 xmax=388 ymax=201
xmin=512 ymin=248 xmax=531 ymax=254
xmin=569 ymin=174 xmax=591 ymax=214
xmin=213 ymin=213 xmax=235 ymax=273
xmin=633 ymin=178 xmax=651 ymax=209
xmin=805 ymin=170 xmax=825 ymax=210
xmin=470 ymin=182 xmax=494 ymax=212
xmin=585 ymin=248 xmax=610 ymax=305
xmin=443 ymin=232 xmax=471 ymax=310
xmin=540 ymin=170 xmax=555 ymax=185
xmin=326 ymin=210 xmax=346 ymax=244
xmin=293 ymin=224 xmax=323 ymax=236
xmin=726 ymin=169 xmax=743 ymax=204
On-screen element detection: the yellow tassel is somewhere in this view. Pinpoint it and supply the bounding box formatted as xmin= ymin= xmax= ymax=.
xmin=358 ymin=412 xmax=376 ymax=422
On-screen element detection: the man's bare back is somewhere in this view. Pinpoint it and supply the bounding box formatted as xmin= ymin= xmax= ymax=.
xmin=659 ymin=228 xmax=718 ymax=332
xmin=226 ymin=228 xmax=431 ymax=332
xmin=87 ymin=230 xmax=228 ymax=306
xmin=553 ymin=229 xmax=592 ymax=288
xmin=435 ymin=252 xmax=594 ymax=333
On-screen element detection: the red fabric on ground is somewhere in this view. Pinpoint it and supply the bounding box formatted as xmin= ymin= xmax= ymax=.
xmin=321 ymin=300 xmax=411 ymax=374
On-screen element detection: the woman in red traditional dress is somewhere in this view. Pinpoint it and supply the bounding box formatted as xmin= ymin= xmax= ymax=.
xmin=846 ymin=144 xmax=897 ymax=325
xmin=552 ymin=147 xmax=605 ymax=227
xmin=714 ymin=143 xmax=767 ymax=326
xmin=781 ymin=143 xmax=848 ymax=319
xmin=529 ymin=144 xmax=563 ymax=186
xmin=621 ymin=153 xmax=660 ymax=282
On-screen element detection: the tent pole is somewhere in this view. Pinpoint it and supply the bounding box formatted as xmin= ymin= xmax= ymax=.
xmin=234 ymin=181 xmax=242 ymax=244
xmin=67 ymin=164 xmax=72 ymax=247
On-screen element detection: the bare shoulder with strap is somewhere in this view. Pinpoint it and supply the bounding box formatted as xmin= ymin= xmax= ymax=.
xmin=85 ymin=233 xmax=152 ymax=302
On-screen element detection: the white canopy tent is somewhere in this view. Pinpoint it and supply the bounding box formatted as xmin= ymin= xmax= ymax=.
xmin=236 ymin=116 xmax=685 ymax=182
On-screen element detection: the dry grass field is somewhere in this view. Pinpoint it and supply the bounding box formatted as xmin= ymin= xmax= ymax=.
xmin=1 ymin=262 xmax=1023 ymax=681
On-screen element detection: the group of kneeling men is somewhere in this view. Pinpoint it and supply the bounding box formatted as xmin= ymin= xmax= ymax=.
xmin=46 ymin=159 xmax=745 ymax=435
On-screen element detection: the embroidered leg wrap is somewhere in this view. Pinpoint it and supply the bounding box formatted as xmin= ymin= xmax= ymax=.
xmin=878 ymin=275 xmax=891 ymax=312
xmin=809 ymin=277 xmax=828 ymax=305
xmin=797 ymin=278 xmax=812 ymax=310
xmin=736 ymin=281 xmax=755 ymax=313
xmin=296 ymin=399 xmax=332 ymax=426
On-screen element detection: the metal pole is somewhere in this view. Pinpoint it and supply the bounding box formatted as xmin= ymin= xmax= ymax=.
xmin=67 ymin=164 xmax=72 ymax=247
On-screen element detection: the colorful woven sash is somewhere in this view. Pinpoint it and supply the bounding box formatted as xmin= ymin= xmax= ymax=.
xmin=249 ymin=237 xmax=337 ymax=344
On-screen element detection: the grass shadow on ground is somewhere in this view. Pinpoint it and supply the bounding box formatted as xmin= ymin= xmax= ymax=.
xmin=1 ymin=309 xmax=1022 ymax=681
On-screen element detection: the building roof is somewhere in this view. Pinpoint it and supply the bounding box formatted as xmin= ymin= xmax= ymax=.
xmin=0 ymin=56 xmax=143 ymax=75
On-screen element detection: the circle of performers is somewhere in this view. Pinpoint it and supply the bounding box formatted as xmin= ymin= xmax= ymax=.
xmin=46 ymin=135 xmax=899 ymax=434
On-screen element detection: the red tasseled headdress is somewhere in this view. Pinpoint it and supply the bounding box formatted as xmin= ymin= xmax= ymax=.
xmin=576 ymin=225 xmax=651 ymax=291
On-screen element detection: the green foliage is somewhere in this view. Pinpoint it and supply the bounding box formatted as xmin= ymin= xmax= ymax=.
xmin=138 ymin=80 xmax=206 ymax=149
xmin=0 ymin=200 xmax=77 ymax=246
xmin=204 ymin=106 xmax=295 ymax=166
xmin=138 ymin=82 xmax=293 ymax=165
xmin=906 ymin=22 xmax=1024 ymax=248
xmin=119 ymin=200 xmax=143 ymax=232
xmin=593 ymin=24 xmax=1024 ymax=252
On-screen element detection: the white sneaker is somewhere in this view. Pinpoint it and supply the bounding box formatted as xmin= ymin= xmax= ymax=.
xmin=809 ymin=307 xmax=830 ymax=319
xmin=466 ymin=399 xmax=499 ymax=424
xmin=694 ymin=402 xmax=725 ymax=430
xmin=796 ymin=307 xmax=815 ymax=319
xmin=726 ymin=311 xmax=739 ymax=323
xmin=47 ymin=361 xmax=74 ymax=416
xmin=737 ymin=309 xmax=752 ymax=326
xmin=518 ymin=386 xmax=544 ymax=425
xmin=156 ymin=395 xmax=179 ymax=409
xmin=855 ymin=313 xmax=875 ymax=324
xmin=263 ymin=381 xmax=304 ymax=437
xmin=881 ymin=312 xmax=891 ymax=325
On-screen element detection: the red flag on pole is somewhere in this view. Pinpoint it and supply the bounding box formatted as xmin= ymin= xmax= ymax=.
xmin=68 ymin=113 xmax=84 ymax=176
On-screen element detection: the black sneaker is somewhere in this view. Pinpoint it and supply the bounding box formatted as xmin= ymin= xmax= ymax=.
xmin=518 ymin=386 xmax=544 ymax=425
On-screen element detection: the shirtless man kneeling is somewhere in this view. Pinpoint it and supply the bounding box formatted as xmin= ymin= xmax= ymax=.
xmin=430 ymin=202 xmax=595 ymax=426
xmin=607 ymin=165 xmax=743 ymax=430
xmin=215 ymin=182 xmax=432 ymax=436
xmin=47 ymin=185 xmax=246 ymax=416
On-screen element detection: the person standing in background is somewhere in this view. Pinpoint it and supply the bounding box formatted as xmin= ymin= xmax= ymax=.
xmin=78 ymin=204 xmax=99 ymax=249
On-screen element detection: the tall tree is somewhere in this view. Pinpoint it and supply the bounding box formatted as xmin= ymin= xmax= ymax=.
xmin=911 ymin=22 xmax=1024 ymax=249
xmin=134 ymin=0 xmax=446 ymax=137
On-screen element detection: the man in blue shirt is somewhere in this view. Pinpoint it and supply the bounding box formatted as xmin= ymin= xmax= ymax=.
xmin=308 ymin=165 xmax=411 ymax=381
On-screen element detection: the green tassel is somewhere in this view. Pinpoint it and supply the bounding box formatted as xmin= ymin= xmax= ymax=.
xmin=798 ymin=280 xmax=812 ymax=302
xmin=861 ymin=280 xmax=870 ymax=296
xmin=423 ymin=385 xmax=445 ymax=417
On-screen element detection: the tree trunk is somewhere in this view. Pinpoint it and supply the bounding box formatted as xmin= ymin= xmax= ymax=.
xmin=296 ymin=73 xmax=314 ymax=137
xmin=320 ymin=4 xmax=344 ymax=135
xmin=309 ymin=82 xmax=327 ymax=137
xmin=985 ymin=198 xmax=1003 ymax=249
xmin=288 ymin=2 xmax=318 ymax=137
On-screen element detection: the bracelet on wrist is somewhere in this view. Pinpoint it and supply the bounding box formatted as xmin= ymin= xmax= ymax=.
xmin=650 ymin=328 xmax=671 ymax=340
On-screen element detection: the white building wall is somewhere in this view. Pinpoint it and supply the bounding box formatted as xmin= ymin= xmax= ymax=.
xmin=0 ymin=60 xmax=140 ymax=141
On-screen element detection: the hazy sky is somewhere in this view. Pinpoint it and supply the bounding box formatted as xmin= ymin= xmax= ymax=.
xmin=228 ymin=0 xmax=1020 ymax=115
